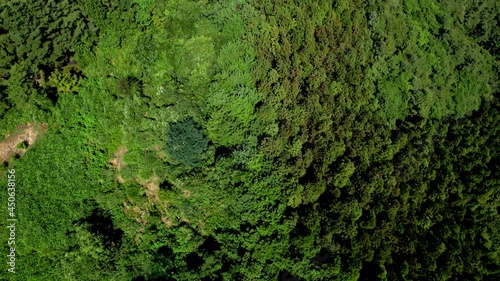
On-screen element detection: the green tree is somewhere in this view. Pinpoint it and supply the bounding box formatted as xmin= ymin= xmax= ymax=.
xmin=166 ymin=118 xmax=207 ymax=167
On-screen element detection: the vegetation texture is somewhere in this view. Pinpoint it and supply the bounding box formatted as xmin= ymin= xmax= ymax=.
xmin=0 ymin=0 xmax=499 ymax=280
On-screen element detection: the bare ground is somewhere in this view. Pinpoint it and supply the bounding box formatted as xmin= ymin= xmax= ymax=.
xmin=109 ymin=145 xmax=128 ymax=171
xmin=137 ymin=175 xmax=161 ymax=200
xmin=109 ymin=145 xmax=128 ymax=183
xmin=0 ymin=122 xmax=47 ymax=165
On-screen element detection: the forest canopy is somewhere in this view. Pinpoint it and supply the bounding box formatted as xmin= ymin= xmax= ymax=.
xmin=0 ymin=0 xmax=499 ymax=280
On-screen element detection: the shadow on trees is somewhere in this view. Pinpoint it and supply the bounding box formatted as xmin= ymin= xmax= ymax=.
xmin=76 ymin=207 xmax=124 ymax=251
xmin=359 ymin=261 xmax=382 ymax=281
xmin=200 ymin=235 xmax=221 ymax=254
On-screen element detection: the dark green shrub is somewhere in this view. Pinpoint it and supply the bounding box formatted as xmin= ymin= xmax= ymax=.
xmin=166 ymin=118 xmax=207 ymax=167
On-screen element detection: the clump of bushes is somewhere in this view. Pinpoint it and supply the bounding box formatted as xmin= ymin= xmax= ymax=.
xmin=166 ymin=118 xmax=207 ymax=167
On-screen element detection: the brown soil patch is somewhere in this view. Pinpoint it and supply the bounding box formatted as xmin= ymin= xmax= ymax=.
xmin=124 ymin=174 xmax=191 ymax=231
xmin=110 ymin=145 xmax=128 ymax=183
xmin=126 ymin=205 xmax=149 ymax=226
xmin=116 ymin=174 xmax=126 ymax=184
xmin=137 ymin=175 xmax=161 ymax=200
xmin=123 ymin=202 xmax=131 ymax=212
xmin=0 ymin=123 xmax=47 ymax=165
xmin=109 ymin=145 xmax=128 ymax=170
xmin=153 ymin=144 xmax=167 ymax=159
xmin=161 ymin=217 xmax=172 ymax=227
xmin=179 ymin=216 xmax=190 ymax=223
xmin=156 ymin=151 xmax=167 ymax=160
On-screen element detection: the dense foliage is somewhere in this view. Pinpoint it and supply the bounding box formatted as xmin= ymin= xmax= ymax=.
xmin=1 ymin=0 xmax=499 ymax=280
xmin=167 ymin=118 xmax=207 ymax=167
